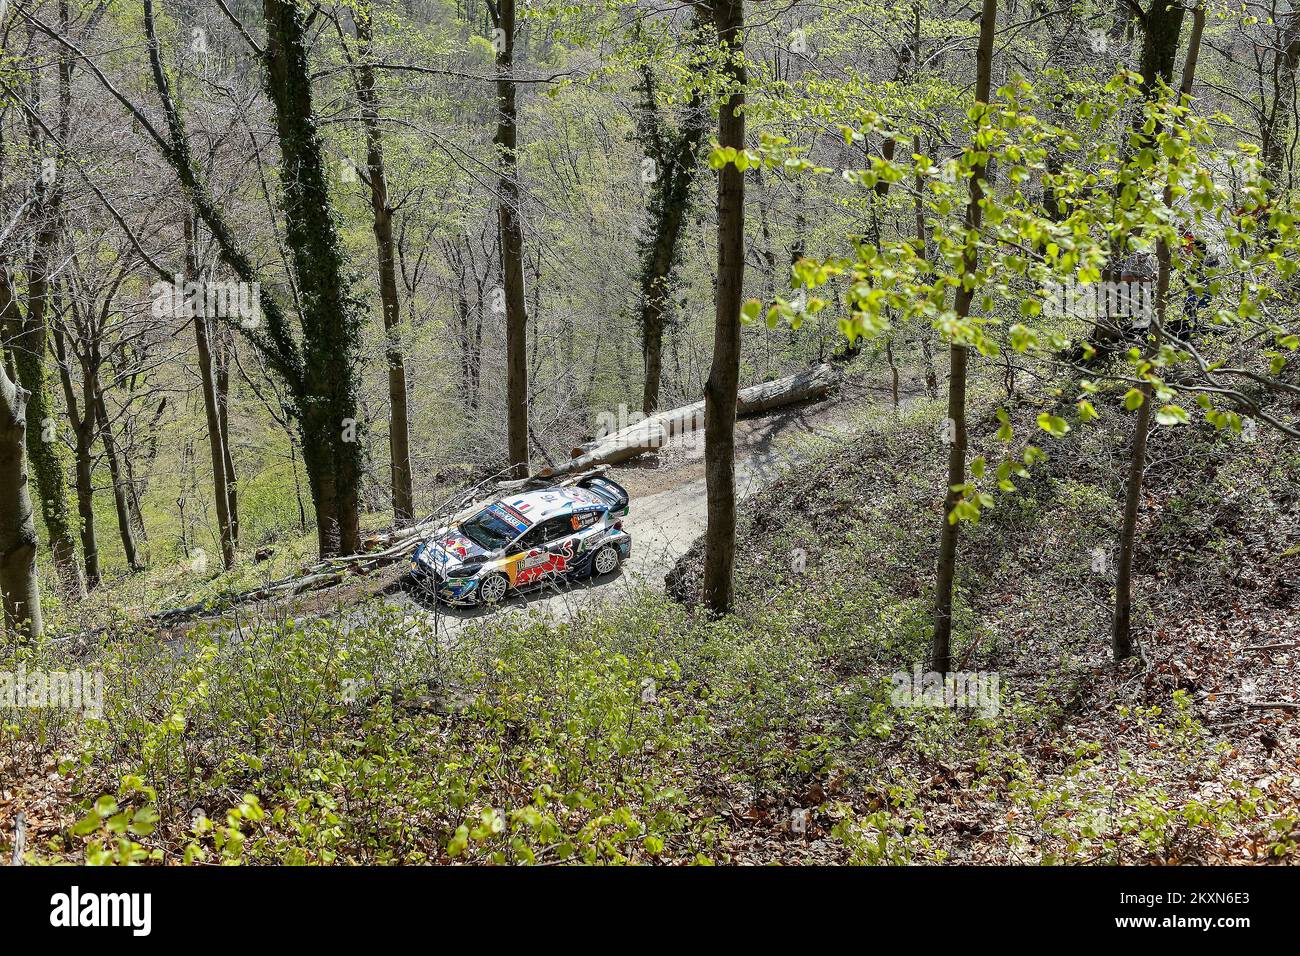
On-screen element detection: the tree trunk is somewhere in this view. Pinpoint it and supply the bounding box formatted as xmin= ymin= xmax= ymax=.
xmin=141 ymin=0 xmax=363 ymax=558
xmin=0 ymin=364 xmax=43 ymax=639
xmin=215 ymin=325 xmax=239 ymax=544
xmin=1112 ymin=5 xmax=1205 ymax=661
xmin=1138 ymin=0 xmax=1187 ymax=97
xmin=489 ymin=0 xmax=530 ymax=478
xmin=12 ymin=303 xmax=85 ymax=597
xmin=92 ymin=375 xmax=141 ymax=571
xmin=354 ymin=5 xmax=415 ymax=525
xmin=51 ymin=323 xmax=99 ymax=588
xmin=262 ymin=0 xmax=365 ymax=555
xmin=701 ymin=0 xmax=746 ymax=615
xmin=71 ymin=425 xmax=98 ymax=587
xmin=931 ymin=0 xmax=997 ymax=674
xmin=187 ymin=213 xmax=236 ymax=570
xmin=636 ymin=41 xmax=709 ymax=414
xmin=885 ymin=338 xmax=900 ymax=410
xmin=1262 ymin=13 xmax=1300 ymax=184
xmin=8 ymin=25 xmax=83 ymax=599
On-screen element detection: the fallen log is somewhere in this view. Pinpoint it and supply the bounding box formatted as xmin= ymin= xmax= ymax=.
xmin=149 ymin=568 xmax=353 ymax=626
xmin=548 ymin=363 xmax=840 ymax=478
xmin=540 ymin=422 xmax=668 ymax=479
xmin=1244 ymin=700 xmax=1300 ymax=711
xmin=736 ymin=362 xmax=841 ymax=415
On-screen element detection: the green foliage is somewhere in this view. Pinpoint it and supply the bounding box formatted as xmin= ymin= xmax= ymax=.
xmin=5 ymin=385 xmax=1298 ymax=865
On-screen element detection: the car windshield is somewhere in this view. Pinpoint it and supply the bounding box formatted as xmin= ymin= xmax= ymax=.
xmin=459 ymin=507 xmax=519 ymax=550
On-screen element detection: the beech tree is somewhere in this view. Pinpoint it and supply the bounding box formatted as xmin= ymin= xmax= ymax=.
xmin=61 ymin=0 xmax=376 ymax=557
xmin=930 ymin=0 xmax=998 ymax=673
xmin=0 ymin=360 xmax=42 ymax=640
xmin=343 ymin=1 xmax=415 ymax=525
xmin=2 ymin=0 xmax=83 ymax=597
xmin=1112 ymin=6 xmax=1210 ymax=660
xmin=489 ymin=0 xmax=531 ymax=479
xmin=634 ymin=14 xmax=709 ymax=415
xmin=701 ymin=0 xmax=746 ymax=615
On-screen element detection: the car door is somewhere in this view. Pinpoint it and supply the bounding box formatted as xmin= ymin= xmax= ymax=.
xmin=513 ymin=517 xmax=572 ymax=585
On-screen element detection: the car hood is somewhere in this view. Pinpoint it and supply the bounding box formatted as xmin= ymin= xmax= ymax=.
xmin=421 ymin=528 xmax=492 ymax=573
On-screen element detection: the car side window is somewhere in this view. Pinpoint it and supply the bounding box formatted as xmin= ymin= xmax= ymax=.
xmin=540 ymin=517 xmax=573 ymax=545
xmin=517 ymin=524 xmax=545 ymax=551
xmin=519 ymin=518 xmax=569 ymax=551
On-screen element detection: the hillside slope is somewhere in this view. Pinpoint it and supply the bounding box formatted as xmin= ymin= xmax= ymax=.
xmin=3 ymin=381 xmax=1297 ymax=865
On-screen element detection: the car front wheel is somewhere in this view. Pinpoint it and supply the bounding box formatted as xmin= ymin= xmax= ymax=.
xmin=592 ymin=544 xmax=620 ymax=577
xmin=477 ymin=572 xmax=509 ymax=604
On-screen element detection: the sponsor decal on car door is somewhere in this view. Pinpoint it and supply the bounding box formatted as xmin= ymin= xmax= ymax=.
xmin=515 ymin=539 xmax=575 ymax=586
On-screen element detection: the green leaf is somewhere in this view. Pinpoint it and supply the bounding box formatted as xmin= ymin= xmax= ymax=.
xmin=995 ymin=408 xmax=1012 ymax=442
xmin=1124 ymin=388 xmax=1145 ymax=410
xmin=1155 ymin=405 xmax=1189 ymax=426
xmin=1036 ymin=413 xmax=1070 ymax=437
xmin=447 ymin=824 xmax=469 ymax=858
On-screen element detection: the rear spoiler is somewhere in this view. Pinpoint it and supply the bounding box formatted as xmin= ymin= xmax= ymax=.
xmin=578 ymin=474 xmax=630 ymax=512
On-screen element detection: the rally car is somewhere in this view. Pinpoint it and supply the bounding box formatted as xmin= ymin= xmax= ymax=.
xmin=409 ymin=474 xmax=632 ymax=605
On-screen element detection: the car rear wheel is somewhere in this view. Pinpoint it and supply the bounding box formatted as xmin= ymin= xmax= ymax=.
xmin=477 ymin=573 xmax=509 ymax=604
xmin=592 ymin=544 xmax=620 ymax=577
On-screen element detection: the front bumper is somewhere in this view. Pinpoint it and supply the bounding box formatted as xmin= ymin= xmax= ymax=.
xmin=410 ymin=554 xmax=484 ymax=605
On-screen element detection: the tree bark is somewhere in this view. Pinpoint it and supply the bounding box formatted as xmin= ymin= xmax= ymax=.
xmin=187 ymin=212 xmax=236 ymax=570
xmin=261 ymin=0 xmax=365 ymax=555
xmin=1138 ymin=0 xmax=1187 ymax=97
xmin=91 ymin=374 xmax=141 ymax=571
xmin=636 ymin=33 xmax=709 ymax=414
xmin=489 ymin=0 xmax=530 ymax=478
xmin=1112 ymin=4 xmax=1205 ymax=661
xmin=914 ymin=134 xmax=939 ymax=399
xmin=353 ymin=4 xmax=415 ymax=525
xmin=12 ymin=266 xmax=85 ymax=597
xmin=701 ymin=0 xmax=746 ymax=615
xmin=0 ymin=364 xmax=43 ymax=639
xmin=931 ymin=0 xmax=997 ymax=674
xmin=215 ymin=325 xmax=239 ymax=544
xmin=8 ymin=18 xmax=84 ymax=599
xmin=52 ymin=321 xmax=99 ymax=588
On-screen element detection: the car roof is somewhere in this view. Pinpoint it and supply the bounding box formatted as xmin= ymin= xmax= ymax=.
xmin=496 ymin=486 xmax=607 ymax=523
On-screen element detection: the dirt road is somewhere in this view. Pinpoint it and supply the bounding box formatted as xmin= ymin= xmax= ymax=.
xmin=375 ymin=378 xmax=908 ymax=640
xmin=183 ymin=375 xmax=917 ymax=647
